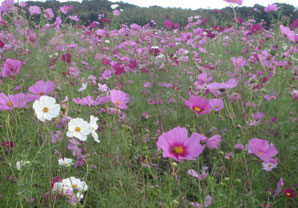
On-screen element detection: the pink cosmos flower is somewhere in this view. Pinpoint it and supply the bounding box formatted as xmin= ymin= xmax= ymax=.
xmin=157 ymin=127 xmax=204 ymax=163
xmin=68 ymin=15 xmax=79 ymax=22
xmin=200 ymin=135 xmax=222 ymax=149
xmin=280 ymin=25 xmax=296 ymax=43
xmin=264 ymin=4 xmax=280 ymax=13
xmin=206 ymin=78 xmax=238 ymax=90
xmin=0 ymin=93 xmax=27 ymax=111
xmin=110 ymin=90 xmax=130 ymax=109
xmin=113 ymin=10 xmax=120 ymax=16
xmin=209 ymin=98 xmax=224 ymax=111
xmin=44 ymin=8 xmax=54 ymax=20
xmin=273 ymin=178 xmax=284 ymax=197
xmin=27 ymin=80 xmax=55 ymax=102
xmin=184 ymin=96 xmax=212 ymax=116
xmin=258 ymin=50 xmax=274 ymax=67
xmin=247 ymin=138 xmax=278 ymax=162
xmin=0 ymin=0 xmax=14 ymax=12
xmin=223 ymin=0 xmax=242 ymax=6
xmin=60 ymin=5 xmax=71 ymax=14
xmin=28 ymin=6 xmax=42 ymax=15
xmin=2 ymin=58 xmax=22 ymax=77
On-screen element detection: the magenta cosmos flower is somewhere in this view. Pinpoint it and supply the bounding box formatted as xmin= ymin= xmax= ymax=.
xmin=185 ymin=95 xmax=212 ymax=115
xmin=27 ymin=80 xmax=55 ymax=102
xmin=2 ymin=58 xmax=22 ymax=77
xmin=110 ymin=89 xmax=130 ymax=109
xmin=157 ymin=127 xmax=204 ymax=162
xmin=247 ymin=138 xmax=278 ymax=162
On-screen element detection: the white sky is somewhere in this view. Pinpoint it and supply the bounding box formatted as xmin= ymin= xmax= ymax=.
xmin=109 ymin=0 xmax=298 ymax=9
xmin=1 ymin=0 xmax=298 ymax=10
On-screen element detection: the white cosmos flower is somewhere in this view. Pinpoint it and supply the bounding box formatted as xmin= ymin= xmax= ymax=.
xmin=16 ymin=160 xmax=31 ymax=170
xmin=66 ymin=118 xmax=91 ymax=141
xmin=62 ymin=176 xmax=88 ymax=193
xmin=89 ymin=115 xmax=99 ymax=143
xmin=58 ymin=158 xmax=74 ymax=167
xmin=33 ymin=96 xmax=60 ymax=122
xmin=98 ymin=83 xmax=108 ymax=92
xmin=52 ymin=182 xmax=70 ymax=195
xmin=78 ymin=83 xmax=87 ymax=92
xmin=111 ymin=4 xmax=119 ymax=9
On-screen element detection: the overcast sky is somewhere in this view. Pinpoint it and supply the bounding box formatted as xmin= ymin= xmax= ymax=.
xmin=0 ymin=0 xmax=297 ymax=9
xmin=108 ymin=0 xmax=298 ymax=9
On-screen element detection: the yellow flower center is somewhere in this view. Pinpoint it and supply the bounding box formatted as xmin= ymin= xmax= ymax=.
xmin=286 ymin=192 xmax=291 ymax=196
xmin=72 ymin=184 xmax=78 ymax=189
xmin=5 ymin=143 xmax=9 ymax=147
xmin=75 ymin=127 xmax=81 ymax=132
xmin=257 ymin=151 xmax=261 ymax=155
xmin=40 ymin=92 xmax=44 ymax=95
xmin=268 ymin=164 xmax=272 ymax=167
xmin=7 ymin=101 xmax=13 ymax=107
xmin=43 ymin=107 xmax=49 ymax=112
xmin=266 ymin=56 xmax=272 ymax=61
xmin=116 ymin=101 xmax=121 ymax=105
xmin=193 ymin=106 xmax=202 ymax=113
xmin=215 ymin=105 xmax=219 ymax=109
xmin=174 ymin=146 xmax=183 ymax=155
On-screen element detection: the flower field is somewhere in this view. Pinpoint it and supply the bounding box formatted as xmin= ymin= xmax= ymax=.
xmin=0 ymin=0 xmax=297 ymax=207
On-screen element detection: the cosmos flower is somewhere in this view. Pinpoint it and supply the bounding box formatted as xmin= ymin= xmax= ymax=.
xmin=28 ymin=6 xmax=41 ymax=15
xmin=27 ymin=80 xmax=55 ymax=102
xmin=44 ymin=8 xmax=54 ymax=20
xmin=184 ymin=95 xmax=212 ymax=116
xmin=61 ymin=176 xmax=88 ymax=193
xmin=223 ymin=0 xmax=242 ymax=6
xmin=273 ymin=178 xmax=284 ymax=197
xmin=32 ymin=96 xmax=60 ymax=122
xmin=2 ymin=58 xmax=22 ymax=77
xmin=111 ymin=4 xmax=119 ymax=10
xmin=262 ymin=161 xmax=278 ymax=171
xmin=200 ymin=135 xmax=222 ymax=149
xmin=0 ymin=93 xmax=27 ymax=111
xmin=0 ymin=0 xmax=14 ymax=13
xmin=66 ymin=118 xmax=91 ymax=141
xmin=258 ymin=50 xmax=274 ymax=67
xmin=110 ymin=89 xmax=130 ymax=109
xmin=58 ymin=158 xmax=74 ymax=167
xmin=284 ymin=188 xmax=296 ymax=198
xmin=89 ymin=115 xmax=100 ymax=143
xmin=247 ymin=138 xmax=278 ymax=162
xmin=16 ymin=160 xmax=31 ymax=170
xmin=209 ymin=98 xmax=224 ymax=111
xmin=264 ymin=4 xmax=280 ymax=13
xmin=156 ymin=127 xmax=204 ymax=162
xmin=206 ymin=78 xmax=238 ymax=90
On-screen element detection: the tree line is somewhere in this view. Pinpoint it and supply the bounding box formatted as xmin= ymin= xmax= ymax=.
xmin=23 ymin=0 xmax=298 ymax=28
